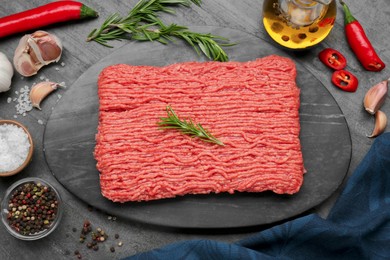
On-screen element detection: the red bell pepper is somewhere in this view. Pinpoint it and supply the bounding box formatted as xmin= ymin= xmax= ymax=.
xmin=331 ymin=70 xmax=358 ymax=92
xmin=319 ymin=48 xmax=347 ymax=70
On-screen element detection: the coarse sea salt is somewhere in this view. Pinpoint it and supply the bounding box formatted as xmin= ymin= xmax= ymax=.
xmin=14 ymin=85 xmax=33 ymax=115
xmin=7 ymin=77 xmax=67 ymax=117
xmin=0 ymin=124 xmax=30 ymax=173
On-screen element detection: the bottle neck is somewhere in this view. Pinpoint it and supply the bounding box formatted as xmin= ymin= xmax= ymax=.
xmin=313 ymin=0 xmax=332 ymax=5
xmin=293 ymin=0 xmax=318 ymax=7
xmin=294 ymin=0 xmax=332 ymax=7
xmin=278 ymin=0 xmax=330 ymax=27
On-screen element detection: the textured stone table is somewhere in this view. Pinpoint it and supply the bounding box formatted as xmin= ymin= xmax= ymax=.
xmin=0 ymin=1 xmax=389 ymax=259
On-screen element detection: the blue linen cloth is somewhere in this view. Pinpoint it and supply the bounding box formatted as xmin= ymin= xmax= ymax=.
xmin=125 ymin=132 xmax=390 ymax=260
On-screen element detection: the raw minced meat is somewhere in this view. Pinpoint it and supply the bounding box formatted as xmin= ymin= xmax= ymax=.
xmin=94 ymin=55 xmax=304 ymax=202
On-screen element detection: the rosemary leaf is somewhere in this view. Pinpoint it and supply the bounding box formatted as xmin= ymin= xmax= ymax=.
xmin=87 ymin=0 xmax=232 ymax=61
xmin=158 ymin=105 xmax=224 ymax=146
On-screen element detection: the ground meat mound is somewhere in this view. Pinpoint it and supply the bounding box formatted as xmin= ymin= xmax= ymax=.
xmin=94 ymin=55 xmax=304 ymax=202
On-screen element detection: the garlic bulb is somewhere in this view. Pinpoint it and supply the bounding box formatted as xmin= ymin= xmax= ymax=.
xmin=0 ymin=52 xmax=14 ymax=93
xmin=13 ymin=31 xmax=62 ymax=77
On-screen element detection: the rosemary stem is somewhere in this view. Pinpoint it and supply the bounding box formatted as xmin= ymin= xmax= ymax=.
xmin=158 ymin=105 xmax=224 ymax=146
xmin=86 ymin=0 xmax=231 ymax=61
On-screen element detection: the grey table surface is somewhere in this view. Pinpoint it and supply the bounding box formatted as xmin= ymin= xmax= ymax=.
xmin=0 ymin=0 xmax=389 ymax=259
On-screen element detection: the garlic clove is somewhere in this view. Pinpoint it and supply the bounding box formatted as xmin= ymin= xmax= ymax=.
xmin=363 ymin=79 xmax=389 ymax=115
xmin=29 ymin=81 xmax=59 ymax=110
xmin=13 ymin=35 xmax=38 ymax=77
xmin=28 ymin=31 xmax=62 ymax=64
xmin=14 ymin=52 xmax=44 ymax=77
xmin=367 ymin=110 xmax=387 ymax=138
xmin=13 ymin=31 xmax=62 ymax=77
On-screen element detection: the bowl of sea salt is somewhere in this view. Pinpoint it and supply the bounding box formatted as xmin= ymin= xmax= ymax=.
xmin=0 ymin=120 xmax=33 ymax=177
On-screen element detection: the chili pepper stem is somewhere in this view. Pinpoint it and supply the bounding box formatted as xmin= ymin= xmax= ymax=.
xmin=80 ymin=4 xmax=99 ymax=18
xmin=339 ymin=0 xmax=356 ymax=25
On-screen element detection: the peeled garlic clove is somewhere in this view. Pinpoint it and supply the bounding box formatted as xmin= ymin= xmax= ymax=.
xmin=13 ymin=31 xmax=62 ymax=77
xmin=367 ymin=110 xmax=387 ymax=138
xmin=364 ymin=79 xmax=389 ymax=115
xmin=29 ymin=81 xmax=58 ymax=110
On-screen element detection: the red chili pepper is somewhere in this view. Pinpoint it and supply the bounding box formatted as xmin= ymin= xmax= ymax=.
xmin=331 ymin=70 xmax=358 ymax=92
xmin=318 ymin=48 xmax=347 ymax=70
xmin=0 ymin=1 xmax=98 ymax=38
xmin=339 ymin=0 xmax=385 ymax=72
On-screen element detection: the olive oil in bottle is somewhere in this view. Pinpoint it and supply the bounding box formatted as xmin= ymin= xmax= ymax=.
xmin=262 ymin=0 xmax=337 ymax=49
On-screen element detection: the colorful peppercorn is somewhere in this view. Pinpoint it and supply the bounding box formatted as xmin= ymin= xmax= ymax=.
xmin=73 ymin=219 xmax=122 ymax=255
xmin=6 ymin=181 xmax=59 ymax=236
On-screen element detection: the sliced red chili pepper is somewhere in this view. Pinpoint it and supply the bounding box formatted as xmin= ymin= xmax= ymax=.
xmin=331 ymin=70 xmax=358 ymax=92
xmin=319 ymin=48 xmax=347 ymax=70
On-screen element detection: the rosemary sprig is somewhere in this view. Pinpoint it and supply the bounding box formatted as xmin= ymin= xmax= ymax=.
xmin=158 ymin=105 xmax=224 ymax=146
xmin=87 ymin=0 xmax=232 ymax=61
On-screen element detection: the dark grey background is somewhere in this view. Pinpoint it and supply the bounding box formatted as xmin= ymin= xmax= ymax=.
xmin=0 ymin=1 xmax=389 ymax=259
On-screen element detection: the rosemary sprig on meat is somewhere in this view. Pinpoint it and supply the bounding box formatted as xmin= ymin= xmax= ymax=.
xmin=158 ymin=105 xmax=224 ymax=146
xmin=86 ymin=0 xmax=232 ymax=61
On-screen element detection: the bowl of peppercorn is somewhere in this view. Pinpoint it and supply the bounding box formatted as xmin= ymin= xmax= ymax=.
xmin=1 ymin=177 xmax=63 ymax=240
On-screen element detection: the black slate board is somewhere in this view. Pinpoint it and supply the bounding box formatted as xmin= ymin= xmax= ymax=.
xmin=43 ymin=27 xmax=351 ymax=229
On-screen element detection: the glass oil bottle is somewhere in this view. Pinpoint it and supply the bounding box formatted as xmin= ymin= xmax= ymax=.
xmin=262 ymin=0 xmax=336 ymax=49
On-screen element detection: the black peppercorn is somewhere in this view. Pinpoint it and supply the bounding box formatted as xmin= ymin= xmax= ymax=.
xmin=6 ymin=181 xmax=59 ymax=236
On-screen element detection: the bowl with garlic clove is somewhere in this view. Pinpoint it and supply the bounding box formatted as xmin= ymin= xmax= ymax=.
xmin=0 ymin=120 xmax=34 ymax=177
xmin=13 ymin=30 xmax=62 ymax=77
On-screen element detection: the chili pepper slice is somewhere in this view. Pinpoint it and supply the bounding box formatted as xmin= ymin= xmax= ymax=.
xmin=319 ymin=48 xmax=347 ymax=70
xmin=339 ymin=0 xmax=385 ymax=72
xmin=331 ymin=70 xmax=358 ymax=92
xmin=0 ymin=1 xmax=98 ymax=39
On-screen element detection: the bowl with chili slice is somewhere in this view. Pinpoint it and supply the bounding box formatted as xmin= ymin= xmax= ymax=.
xmin=1 ymin=177 xmax=63 ymax=240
